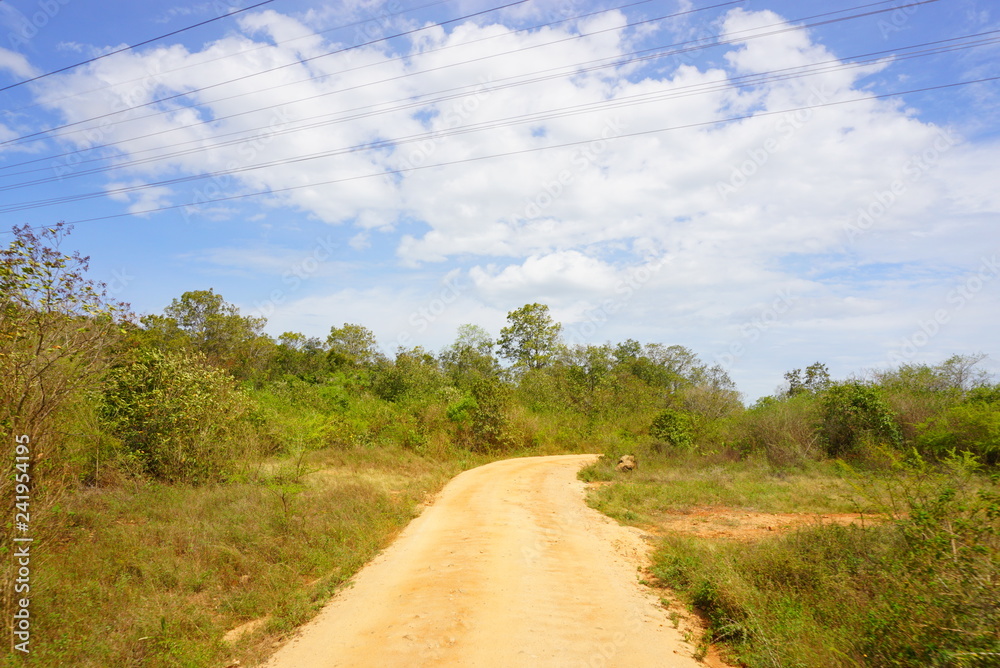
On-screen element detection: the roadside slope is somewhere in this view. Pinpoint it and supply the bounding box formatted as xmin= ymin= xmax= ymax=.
xmin=262 ymin=454 xmax=704 ymax=667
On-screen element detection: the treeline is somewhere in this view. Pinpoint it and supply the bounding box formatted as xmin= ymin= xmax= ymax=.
xmin=3 ymin=224 xmax=999 ymax=494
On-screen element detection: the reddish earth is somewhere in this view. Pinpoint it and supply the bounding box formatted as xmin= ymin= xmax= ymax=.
xmin=634 ymin=505 xmax=873 ymax=542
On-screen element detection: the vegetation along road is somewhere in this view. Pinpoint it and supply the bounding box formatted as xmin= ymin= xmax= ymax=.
xmin=263 ymin=455 xmax=705 ymax=668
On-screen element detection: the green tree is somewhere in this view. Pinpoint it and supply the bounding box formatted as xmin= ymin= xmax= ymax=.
xmin=820 ymin=382 xmax=902 ymax=457
xmin=0 ymin=224 xmax=128 ymax=442
xmin=784 ymin=362 xmax=831 ymax=397
xmin=498 ymin=303 xmax=562 ymax=370
xmin=152 ymin=289 xmax=272 ymax=380
xmin=440 ymin=324 xmax=499 ymax=389
xmin=0 ymin=223 xmax=129 ymax=623
xmin=274 ymin=331 xmax=327 ymax=381
xmin=371 ymin=346 xmax=445 ymax=403
xmin=326 ymin=323 xmax=383 ymax=370
xmin=650 ymin=409 xmax=696 ymax=450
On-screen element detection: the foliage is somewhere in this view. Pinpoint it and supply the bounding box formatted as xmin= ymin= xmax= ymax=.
xmin=730 ymin=392 xmax=821 ymax=465
xmin=497 ymin=302 xmax=562 ymax=370
xmin=440 ymin=323 xmax=499 ymax=389
xmin=467 ymin=376 xmax=516 ymax=451
xmin=650 ymin=409 xmax=696 ymax=450
xmin=148 ymin=288 xmax=273 ymax=381
xmin=783 ymin=361 xmax=831 ymax=397
xmin=326 ymin=323 xmax=383 ymax=371
xmin=645 ymin=459 xmax=1000 ymax=667
xmin=371 ymin=347 xmax=446 ymax=404
xmin=819 ymin=382 xmax=902 ymax=457
xmin=100 ymin=347 xmax=259 ymax=482
xmin=0 ymin=223 xmax=129 ymax=626
xmin=0 ymin=224 xmax=128 ymax=441
xmin=274 ymin=331 xmax=328 ymax=381
xmin=917 ymin=388 xmax=1000 ymax=464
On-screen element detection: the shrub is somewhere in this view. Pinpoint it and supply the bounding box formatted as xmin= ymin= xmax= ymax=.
xmin=730 ymin=394 xmax=821 ymax=466
xmin=650 ymin=409 xmax=696 ymax=450
xmin=100 ymin=348 xmax=258 ymax=483
xmin=917 ymin=388 xmax=1000 ymax=464
xmin=819 ymin=382 xmax=902 ymax=458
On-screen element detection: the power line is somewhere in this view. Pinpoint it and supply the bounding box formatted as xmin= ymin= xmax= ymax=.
xmin=0 ymin=0 xmax=674 ymax=169
xmin=0 ymin=0 xmax=538 ymax=147
xmin=3 ymin=29 xmax=997 ymax=191
xmin=0 ymin=0 xmax=277 ymax=93
xmin=2 ymin=0 xmax=923 ymax=149
xmin=0 ymin=0 xmax=927 ymax=156
xmin=5 ymin=0 xmax=459 ymax=113
xmin=5 ymin=75 xmax=996 ymax=228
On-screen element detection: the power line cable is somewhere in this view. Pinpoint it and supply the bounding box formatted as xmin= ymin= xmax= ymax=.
xmin=0 ymin=0 xmax=538 ymax=147
xmin=4 ymin=0 xmax=923 ymax=149
xmin=0 ymin=0 xmax=277 ymax=93
xmin=0 ymin=0 xmax=669 ymax=170
xmin=3 ymin=29 xmax=997 ymax=189
xmin=0 ymin=0 xmax=928 ymax=154
xmin=6 ymin=0 xmax=458 ymax=113
xmin=4 ymin=75 xmax=995 ymax=226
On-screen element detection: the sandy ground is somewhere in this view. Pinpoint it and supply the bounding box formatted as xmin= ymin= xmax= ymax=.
xmin=261 ymin=454 xmax=710 ymax=668
xmin=640 ymin=506 xmax=872 ymax=541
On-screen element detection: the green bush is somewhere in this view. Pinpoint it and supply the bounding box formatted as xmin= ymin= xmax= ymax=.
xmin=100 ymin=348 xmax=259 ymax=482
xmin=820 ymin=382 xmax=902 ymax=457
xmin=650 ymin=409 xmax=696 ymax=450
xmin=917 ymin=390 xmax=1000 ymax=464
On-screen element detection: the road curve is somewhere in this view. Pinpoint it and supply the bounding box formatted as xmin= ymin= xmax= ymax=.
xmin=262 ymin=455 xmax=703 ymax=668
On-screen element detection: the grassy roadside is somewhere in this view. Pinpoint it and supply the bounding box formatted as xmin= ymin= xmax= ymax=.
xmin=2 ymin=445 xmax=495 ymax=668
xmin=582 ymin=452 xmax=1000 ymax=667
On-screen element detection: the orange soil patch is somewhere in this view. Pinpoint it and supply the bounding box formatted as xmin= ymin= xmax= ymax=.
xmin=644 ymin=506 xmax=877 ymax=541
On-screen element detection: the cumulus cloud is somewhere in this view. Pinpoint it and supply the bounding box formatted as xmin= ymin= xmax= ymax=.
xmin=21 ymin=5 xmax=999 ymax=397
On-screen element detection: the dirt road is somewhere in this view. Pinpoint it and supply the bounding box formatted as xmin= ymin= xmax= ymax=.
xmin=262 ymin=455 xmax=705 ymax=668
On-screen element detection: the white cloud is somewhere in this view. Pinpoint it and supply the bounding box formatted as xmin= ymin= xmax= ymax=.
xmin=0 ymin=46 xmax=38 ymax=79
xmin=20 ymin=5 xmax=1000 ymax=399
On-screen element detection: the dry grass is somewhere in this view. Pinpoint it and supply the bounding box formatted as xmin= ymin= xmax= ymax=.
xmin=1 ymin=446 xmax=484 ymax=668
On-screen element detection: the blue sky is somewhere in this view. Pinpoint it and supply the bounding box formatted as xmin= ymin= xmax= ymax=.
xmin=1 ymin=0 xmax=998 ymax=400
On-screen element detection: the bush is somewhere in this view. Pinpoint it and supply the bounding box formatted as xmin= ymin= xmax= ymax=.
xmin=730 ymin=394 xmax=821 ymax=466
xmin=917 ymin=389 xmax=1000 ymax=464
xmin=100 ymin=348 xmax=259 ymax=483
xmin=650 ymin=409 xmax=696 ymax=450
xmin=820 ymin=382 xmax=902 ymax=458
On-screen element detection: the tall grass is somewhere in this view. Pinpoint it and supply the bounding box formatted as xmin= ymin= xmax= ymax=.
xmin=645 ymin=460 xmax=1000 ymax=667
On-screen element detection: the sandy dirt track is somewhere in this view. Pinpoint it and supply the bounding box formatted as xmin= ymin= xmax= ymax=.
xmin=262 ymin=454 xmax=705 ymax=668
